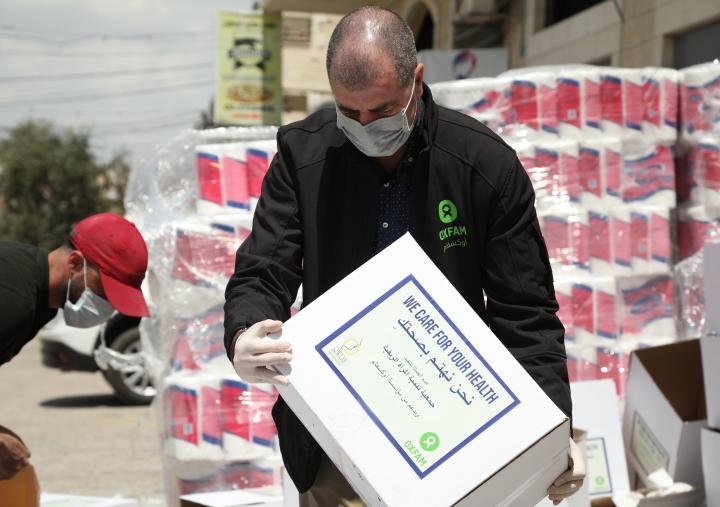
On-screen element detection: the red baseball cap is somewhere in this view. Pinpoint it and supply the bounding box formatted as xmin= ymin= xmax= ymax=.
xmin=70 ymin=213 xmax=150 ymax=317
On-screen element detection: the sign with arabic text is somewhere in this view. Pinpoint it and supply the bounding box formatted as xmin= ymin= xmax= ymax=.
xmin=316 ymin=274 xmax=520 ymax=478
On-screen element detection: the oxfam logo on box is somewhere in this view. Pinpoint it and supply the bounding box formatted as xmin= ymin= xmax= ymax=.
xmin=420 ymin=432 xmax=440 ymax=452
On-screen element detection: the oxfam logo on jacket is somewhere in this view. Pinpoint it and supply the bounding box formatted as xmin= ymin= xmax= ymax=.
xmin=438 ymin=200 xmax=458 ymax=223
xmin=437 ymin=199 xmax=468 ymax=253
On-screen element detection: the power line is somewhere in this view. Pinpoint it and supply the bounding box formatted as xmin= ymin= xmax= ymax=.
xmin=0 ymin=24 xmax=213 ymax=38
xmin=0 ymin=62 xmax=213 ymax=82
xmin=0 ymin=24 xmax=214 ymax=45
xmin=0 ymin=45 xmax=213 ymax=57
xmin=0 ymin=79 xmax=214 ymax=107
xmin=98 ymin=118 xmax=199 ymax=136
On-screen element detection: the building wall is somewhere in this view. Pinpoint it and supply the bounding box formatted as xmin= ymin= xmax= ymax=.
xmin=508 ymin=0 xmax=720 ymax=69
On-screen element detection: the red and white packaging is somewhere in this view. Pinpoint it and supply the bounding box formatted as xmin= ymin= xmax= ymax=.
xmin=600 ymin=70 xmax=625 ymax=137
xmin=612 ymin=207 xmax=633 ymax=276
xmin=578 ymin=141 xmax=604 ymax=208
xmin=623 ymin=69 xmax=646 ymax=138
xmin=244 ymin=139 xmax=278 ymax=213
xmin=621 ymin=141 xmax=676 ymax=207
xmin=680 ymin=62 xmax=720 ymax=141
xmin=677 ymin=205 xmax=720 ymax=260
xmin=589 ymin=209 xmax=613 ymax=276
xmin=429 ymin=77 xmax=511 ymax=135
xmin=508 ymin=71 xmax=558 ymax=139
xmin=572 ymin=281 xmax=595 ymax=346
xmin=642 ymin=68 xmax=680 ymax=142
xmin=618 ymin=275 xmax=677 ymax=343
xmin=649 ymin=207 xmax=672 ymax=274
xmin=602 ymin=137 xmax=624 ymax=209
xmin=594 ymin=277 xmax=619 ymax=344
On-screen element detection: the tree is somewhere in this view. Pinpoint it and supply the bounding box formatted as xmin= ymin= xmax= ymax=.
xmin=0 ymin=120 xmax=130 ymax=249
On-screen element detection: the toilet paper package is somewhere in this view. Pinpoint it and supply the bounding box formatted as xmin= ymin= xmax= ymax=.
xmin=649 ymin=207 xmax=673 ymax=273
xmin=623 ymin=69 xmax=646 ymax=138
xmin=594 ymin=277 xmax=619 ymax=344
xmin=245 ymin=139 xmax=278 ymax=212
xmin=600 ymin=70 xmax=625 ymax=137
xmin=680 ymin=62 xmax=720 ymax=141
xmin=221 ymin=146 xmax=250 ymax=210
xmin=557 ymin=68 xmax=602 ymax=139
xmin=163 ymin=375 xmax=224 ymax=461
xmin=630 ymin=210 xmax=651 ymax=274
xmin=602 ymin=137 xmax=624 ymax=208
xmin=677 ymin=205 xmax=720 ymax=259
xmin=618 ymin=275 xmax=676 ymax=342
xmin=622 ymin=141 xmax=676 ymax=207
xmin=589 ymin=209 xmax=613 ymax=276
xmin=508 ymin=71 xmax=558 ymax=139
xmin=687 ymin=137 xmax=720 ymax=207
xmin=195 ymin=145 xmax=226 ymax=215
xmin=612 ymin=207 xmax=633 ymax=276
xmin=219 ymin=379 xmax=278 ymax=461
xmin=642 ymin=68 xmax=680 ymax=142
xmin=579 ymin=141 xmax=604 ymax=208
xmin=429 ymin=77 xmax=511 ymax=134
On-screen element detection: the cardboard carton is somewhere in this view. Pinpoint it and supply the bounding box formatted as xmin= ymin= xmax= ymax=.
xmin=275 ymin=234 xmax=570 ymax=506
xmin=622 ymin=340 xmax=706 ymax=489
xmin=572 ymin=380 xmax=630 ymax=501
xmin=179 ymin=489 xmax=282 ymax=507
xmin=702 ymin=428 xmax=720 ymax=507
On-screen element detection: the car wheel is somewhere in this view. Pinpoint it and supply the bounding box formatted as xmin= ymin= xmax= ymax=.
xmin=103 ymin=326 xmax=156 ymax=405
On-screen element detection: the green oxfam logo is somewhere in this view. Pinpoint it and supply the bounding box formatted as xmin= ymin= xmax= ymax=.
xmin=438 ymin=200 xmax=457 ymax=224
xmin=420 ymin=432 xmax=440 ymax=452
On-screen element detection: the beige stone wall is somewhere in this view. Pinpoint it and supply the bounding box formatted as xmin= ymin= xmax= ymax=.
xmin=508 ymin=0 xmax=720 ymax=69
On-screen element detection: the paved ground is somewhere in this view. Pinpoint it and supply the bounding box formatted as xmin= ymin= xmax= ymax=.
xmin=0 ymin=338 xmax=165 ymax=505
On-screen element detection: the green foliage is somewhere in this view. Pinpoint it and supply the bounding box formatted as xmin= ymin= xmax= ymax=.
xmin=0 ymin=120 xmax=130 ymax=249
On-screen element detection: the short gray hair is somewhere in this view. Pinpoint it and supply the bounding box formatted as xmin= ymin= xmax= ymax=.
xmin=326 ymin=6 xmax=417 ymax=91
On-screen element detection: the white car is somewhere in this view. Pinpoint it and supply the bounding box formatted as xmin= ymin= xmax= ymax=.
xmin=39 ymin=312 xmax=156 ymax=405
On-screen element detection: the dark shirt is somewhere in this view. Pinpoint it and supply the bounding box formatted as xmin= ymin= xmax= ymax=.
xmin=0 ymin=242 xmax=57 ymax=366
xmin=374 ymin=101 xmax=427 ymax=253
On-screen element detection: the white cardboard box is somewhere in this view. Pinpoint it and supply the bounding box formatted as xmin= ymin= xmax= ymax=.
xmin=700 ymin=336 xmax=720 ymax=429
xmin=572 ymin=380 xmax=630 ymax=501
xmin=40 ymin=494 xmax=139 ymax=507
xmin=179 ymin=489 xmax=283 ymax=507
xmin=622 ymin=340 xmax=706 ymax=490
xmin=703 ymin=428 xmax=720 ymax=507
xmin=275 ymin=234 xmax=570 ymax=506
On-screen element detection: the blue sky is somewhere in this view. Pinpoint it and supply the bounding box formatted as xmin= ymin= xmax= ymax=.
xmin=0 ymin=0 xmax=255 ymax=167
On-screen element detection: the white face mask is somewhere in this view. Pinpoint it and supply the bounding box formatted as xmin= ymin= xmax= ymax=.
xmin=336 ymin=79 xmax=417 ymax=157
xmin=63 ymin=260 xmax=115 ymax=328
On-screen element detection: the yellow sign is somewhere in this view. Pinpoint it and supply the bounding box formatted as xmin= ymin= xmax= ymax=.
xmin=215 ymin=11 xmax=282 ymax=126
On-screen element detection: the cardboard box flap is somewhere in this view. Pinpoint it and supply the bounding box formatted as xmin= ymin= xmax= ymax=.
xmin=634 ymin=341 xmax=706 ymax=422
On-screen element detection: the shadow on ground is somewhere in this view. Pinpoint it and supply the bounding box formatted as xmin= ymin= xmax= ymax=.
xmin=40 ymin=394 xmax=123 ymax=408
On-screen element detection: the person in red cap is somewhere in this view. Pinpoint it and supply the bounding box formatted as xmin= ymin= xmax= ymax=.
xmin=0 ymin=212 xmax=149 ymax=480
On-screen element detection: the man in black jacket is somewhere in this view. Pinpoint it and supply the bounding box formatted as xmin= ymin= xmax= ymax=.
xmin=224 ymin=6 xmax=582 ymax=506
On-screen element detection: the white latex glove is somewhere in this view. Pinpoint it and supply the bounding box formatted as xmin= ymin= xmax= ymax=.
xmin=547 ymin=437 xmax=585 ymax=505
xmin=232 ymin=320 xmax=292 ymax=385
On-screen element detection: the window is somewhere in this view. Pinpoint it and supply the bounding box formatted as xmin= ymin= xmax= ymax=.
xmin=673 ymin=19 xmax=720 ymax=68
xmin=543 ymin=0 xmax=605 ymax=28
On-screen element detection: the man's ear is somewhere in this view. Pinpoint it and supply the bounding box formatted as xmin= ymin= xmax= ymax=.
xmin=416 ymin=63 xmax=424 ymax=97
xmin=67 ymin=250 xmax=85 ymax=274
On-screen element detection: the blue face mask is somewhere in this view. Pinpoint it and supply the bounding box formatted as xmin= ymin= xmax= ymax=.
xmin=62 ymin=259 xmax=115 ymax=328
xmin=336 ymin=79 xmax=417 ymax=157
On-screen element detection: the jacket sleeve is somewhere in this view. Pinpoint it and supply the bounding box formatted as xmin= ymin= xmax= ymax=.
xmin=223 ymin=133 xmax=303 ymax=360
xmin=481 ymin=155 xmax=572 ymax=419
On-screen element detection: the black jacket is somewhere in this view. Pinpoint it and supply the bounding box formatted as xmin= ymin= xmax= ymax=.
xmin=0 ymin=241 xmax=56 ymax=366
xmin=224 ymin=85 xmax=571 ymax=492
